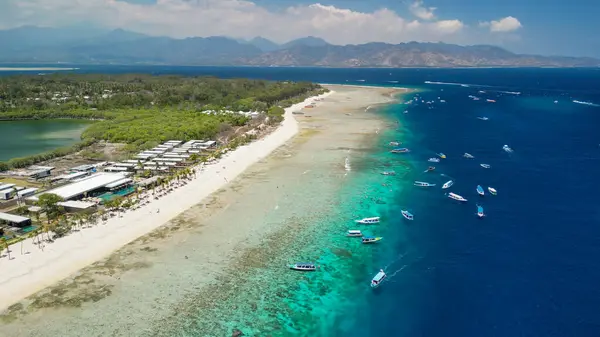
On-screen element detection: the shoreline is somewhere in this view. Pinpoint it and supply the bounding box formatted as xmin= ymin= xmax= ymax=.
xmin=0 ymin=90 xmax=333 ymax=312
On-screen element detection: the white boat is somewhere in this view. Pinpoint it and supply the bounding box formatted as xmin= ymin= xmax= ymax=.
xmin=381 ymin=171 xmax=396 ymax=176
xmin=414 ymin=181 xmax=436 ymax=187
xmin=486 ymin=99 xmax=496 ymax=103
xmin=476 ymin=185 xmax=485 ymax=196
xmin=391 ymin=148 xmax=410 ymax=153
xmin=448 ymin=192 xmax=467 ymax=202
xmin=428 ymin=158 xmax=440 ymax=163
xmin=389 ymin=141 xmax=401 ymax=146
xmin=463 ymin=153 xmax=474 ymax=158
xmin=488 ymin=187 xmax=497 ymax=195
xmin=477 ymin=117 xmax=489 ymax=120
xmin=502 ymin=145 xmax=513 ymax=153
xmin=355 ymin=217 xmax=380 ymax=224
xmin=442 ymin=180 xmax=454 ymax=189
xmin=401 ymin=210 xmax=414 ymax=220
xmin=362 ymin=236 xmax=383 ymax=244
xmin=347 ymin=230 xmax=363 ymax=237
xmin=371 ymin=269 xmax=386 ymax=288
xmin=289 ymin=263 xmax=317 ymax=271
xmin=480 ymin=164 xmax=491 ymax=169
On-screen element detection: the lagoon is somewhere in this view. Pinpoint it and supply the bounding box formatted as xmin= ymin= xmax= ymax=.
xmin=0 ymin=120 xmax=91 ymax=161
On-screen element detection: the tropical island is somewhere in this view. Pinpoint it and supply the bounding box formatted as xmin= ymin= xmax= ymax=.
xmin=0 ymin=73 xmax=326 ymax=257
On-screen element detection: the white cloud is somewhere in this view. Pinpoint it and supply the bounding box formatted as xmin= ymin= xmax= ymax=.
xmin=480 ymin=16 xmax=522 ymax=33
xmin=409 ymin=0 xmax=436 ymax=21
xmin=0 ymin=0 xmax=468 ymax=44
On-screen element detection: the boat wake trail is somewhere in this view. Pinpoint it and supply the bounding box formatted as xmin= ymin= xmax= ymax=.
xmin=573 ymin=100 xmax=599 ymax=107
xmin=386 ymin=264 xmax=409 ymax=281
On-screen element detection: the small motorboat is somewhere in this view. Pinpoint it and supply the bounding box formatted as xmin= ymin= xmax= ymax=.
xmin=476 ymin=185 xmax=485 ymax=196
xmin=347 ymin=230 xmax=363 ymax=237
xmin=391 ymin=148 xmax=410 ymax=153
xmin=480 ymin=164 xmax=491 ymax=169
xmin=428 ymin=157 xmax=440 ymax=163
xmin=362 ymin=236 xmax=383 ymax=244
xmin=389 ymin=141 xmax=401 ymax=146
xmin=463 ymin=153 xmax=474 ymax=159
xmin=502 ymin=145 xmax=513 ymax=153
xmin=371 ymin=269 xmax=386 ymax=288
xmin=414 ymin=181 xmax=436 ymax=187
xmin=442 ymin=180 xmax=454 ymax=189
xmin=448 ymin=192 xmax=468 ymax=202
xmin=488 ymin=187 xmax=497 ymax=195
xmin=355 ymin=217 xmax=380 ymax=224
xmin=401 ymin=210 xmax=414 ymax=220
xmin=381 ymin=171 xmax=396 ymax=176
xmin=437 ymin=153 xmax=447 ymax=159
xmin=424 ymin=166 xmax=435 ymax=172
xmin=477 ymin=205 xmax=485 ymax=218
xmin=477 ymin=116 xmax=489 ymax=120
xmin=486 ymin=99 xmax=496 ymax=103
xmin=289 ymin=263 xmax=317 ymax=271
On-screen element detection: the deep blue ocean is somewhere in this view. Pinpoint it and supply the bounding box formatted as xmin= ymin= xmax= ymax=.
xmin=5 ymin=65 xmax=600 ymax=336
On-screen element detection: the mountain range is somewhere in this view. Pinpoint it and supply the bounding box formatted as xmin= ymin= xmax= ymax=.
xmin=1 ymin=26 xmax=598 ymax=68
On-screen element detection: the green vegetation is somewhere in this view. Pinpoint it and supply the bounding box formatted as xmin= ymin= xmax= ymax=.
xmin=0 ymin=74 xmax=327 ymax=169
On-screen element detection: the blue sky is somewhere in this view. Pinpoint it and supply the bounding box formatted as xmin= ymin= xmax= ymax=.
xmin=0 ymin=0 xmax=598 ymax=57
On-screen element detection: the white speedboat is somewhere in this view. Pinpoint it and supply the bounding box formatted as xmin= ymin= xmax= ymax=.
xmin=477 ymin=117 xmax=489 ymax=120
xmin=381 ymin=171 xmax=396 ymax=176
xmin=371 ymin=269 xmax=386 ymax=288
xmin=476 ymin=185 xmax=485 ymax=196
xmin=480 ymin=164 xmax=491 ymax=169
xmin=488 ymin=187 xmax=497 ymax=195
xmin=401 ymin=210 xmax=414 ymax=220
xmin=502 ymin=145 xmax=513 ymax=153
xmin=414 ymin=181 xmax=436 ymax=187
xmin=347 ymin=230 xmax=363 ymax=237
xmin=442 ymin=180 xmax=454 ymax=189
xmin=289 ymin=263 xmax=317 ymax=271
xmin=463 ymin=153 xmax=474 ymax=158
xmin=428 ymin=157 xmax=440 ymax=163
xmin=355 ymin=217 xmax=380 ymax=224
xmin=389 ymin=141 xmax=401 ymax=146
xmin=448 ymin=192 xmax=467 ymax=202
xmin=477 ymin=205 xmax=485 ymax=218
xmin=391 ymin=148 xmax=410 ymax=154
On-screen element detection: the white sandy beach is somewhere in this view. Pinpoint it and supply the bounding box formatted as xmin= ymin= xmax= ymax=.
xmin=0 ymin=91 xmax=333 ymax=311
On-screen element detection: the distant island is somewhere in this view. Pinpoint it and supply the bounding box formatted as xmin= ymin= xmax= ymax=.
xmin=1 ymin=26 xmax=599 ymax=68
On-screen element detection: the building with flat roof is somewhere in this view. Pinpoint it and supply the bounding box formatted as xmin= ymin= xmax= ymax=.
xmin=27 ymin=173 xmax=126 ymax=201
xmin=0 ymin=212 xmax=31 ymax=227
xmin=17 ymin=188 xmax=38 ymax=198
xmin=57 ymin=200 xmax=97 ymax=213
xmin=71 ymin=164 xmax=96 ymax=172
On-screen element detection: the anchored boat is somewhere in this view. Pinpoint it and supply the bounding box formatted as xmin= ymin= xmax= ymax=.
xmin=347 ymin=230 xmax=363 ymax=237
xmin=480 ymin=164 xmax=491 ymax=169
xmin=476 ymin=185 xmax=485 ymax=196
xmin=391 ymin=148 xmax=410 ymax=154
xmin=355 ymin=217 xmax=380 ymax=224
xmin=463 ymin=153 xmax=474 ymax=158
xmin=362 ymin=236 xmax=383 ymax=244
xmin=389 ymin=141 xmax=401 ymax=146
xmin=477 ymin=116 xmax=489 ymax=120
xmin=424 ymin=166 xmax=435 ymax=172
xmin=414 ymin=181 xmax=436 ymax=187
xmin=401 ymin=210 xmax=414 ymax=220
xmin=428 ymin=157 xmax=440 ymax=163
xmin=371 ymin=269 xmax=387 ymax=288
xmin=448 ymin=192 xmax=468 ymax=202
xmin=381 ymin=171 xmax=396 ymax=176
xmin=488 ymin=187 xmax=497 ymax=195
xmin=289 ymin=263 xmax=317 ymax=271
xmin=503 ymin=145 xmax=513 ymax=153
xmin=442 ymin=180 xmax=454 ymax=189
xmin=477 ymin=205 xmax=485 ymax=218
xmin=437 ymin=153 xmax=447 ymax=159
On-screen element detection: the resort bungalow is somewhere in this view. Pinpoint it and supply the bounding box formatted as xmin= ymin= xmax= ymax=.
xmin=0 ymin=212 xmax=31 ymax=228
xmin=113 ymin=163 xmax=137 ymax=171
xmin=0 ymin=188 xmax=14 ymax=200
xmin=57 ymin=200 xmax=97 ymax=213
xmin=71 ymin=164 xmax=97 ymax=173
xmin=0 ymin=183 xmax=16 ymax=191
xmin=17 ymin=188 xmax=38 ymax=198
xmin=135 ymin=154 xmax=154 ymax=160
xmin=26 ymin=173 xmax=126 ymax=202
xmin=164 ymin=140 xmax=183 ymax=146
xmin=104 ymin=166 xmax=129 ymax=173
xmin=162 ymin=153 xmax=190 ymax=159
xmin=25 ymin=165 xmax=55 ymax=179
xmin=104 ymin=178 xmax=133 ymax=191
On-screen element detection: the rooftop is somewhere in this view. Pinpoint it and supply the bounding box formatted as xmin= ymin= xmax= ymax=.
xmin=28 ymin=173 xmax=126 ymax=201
xmin=0 ymin=212 xmax=30 ymax=224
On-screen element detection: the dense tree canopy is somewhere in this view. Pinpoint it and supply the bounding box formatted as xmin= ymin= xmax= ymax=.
xmin=0 ymin=74 xmax=326 ymax=170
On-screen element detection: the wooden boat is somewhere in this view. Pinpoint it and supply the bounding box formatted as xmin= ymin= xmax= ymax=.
xmin=425 ymin=166 xmax=435 ymax=172
xmin=355 ymin=217 xmax=380 ymax=224
xmin=476 ymin=185 xmax=485 ymax=196
xmin=401 ymin=210 xmax=414 ymax=220
xmin=414 ymin=181 xmax=436 ymax=187
xmin=371 ymin=269 xmax=386 ymax=288
xmin=488 ymin=187 xmax=497 ymax=195
xmin=347 ymin=230 xmax=363 ymax=237
xmin=448 ymin=192 xmax=468 ymax=202
xmin=362 ymin=236 xmax=383 ymax=244
xmin=289 ymin=263 xmax=317 ymax=271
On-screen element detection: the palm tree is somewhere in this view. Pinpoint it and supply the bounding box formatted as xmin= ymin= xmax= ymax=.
xmin=0 ymin=237 xmax=10 ymax=260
